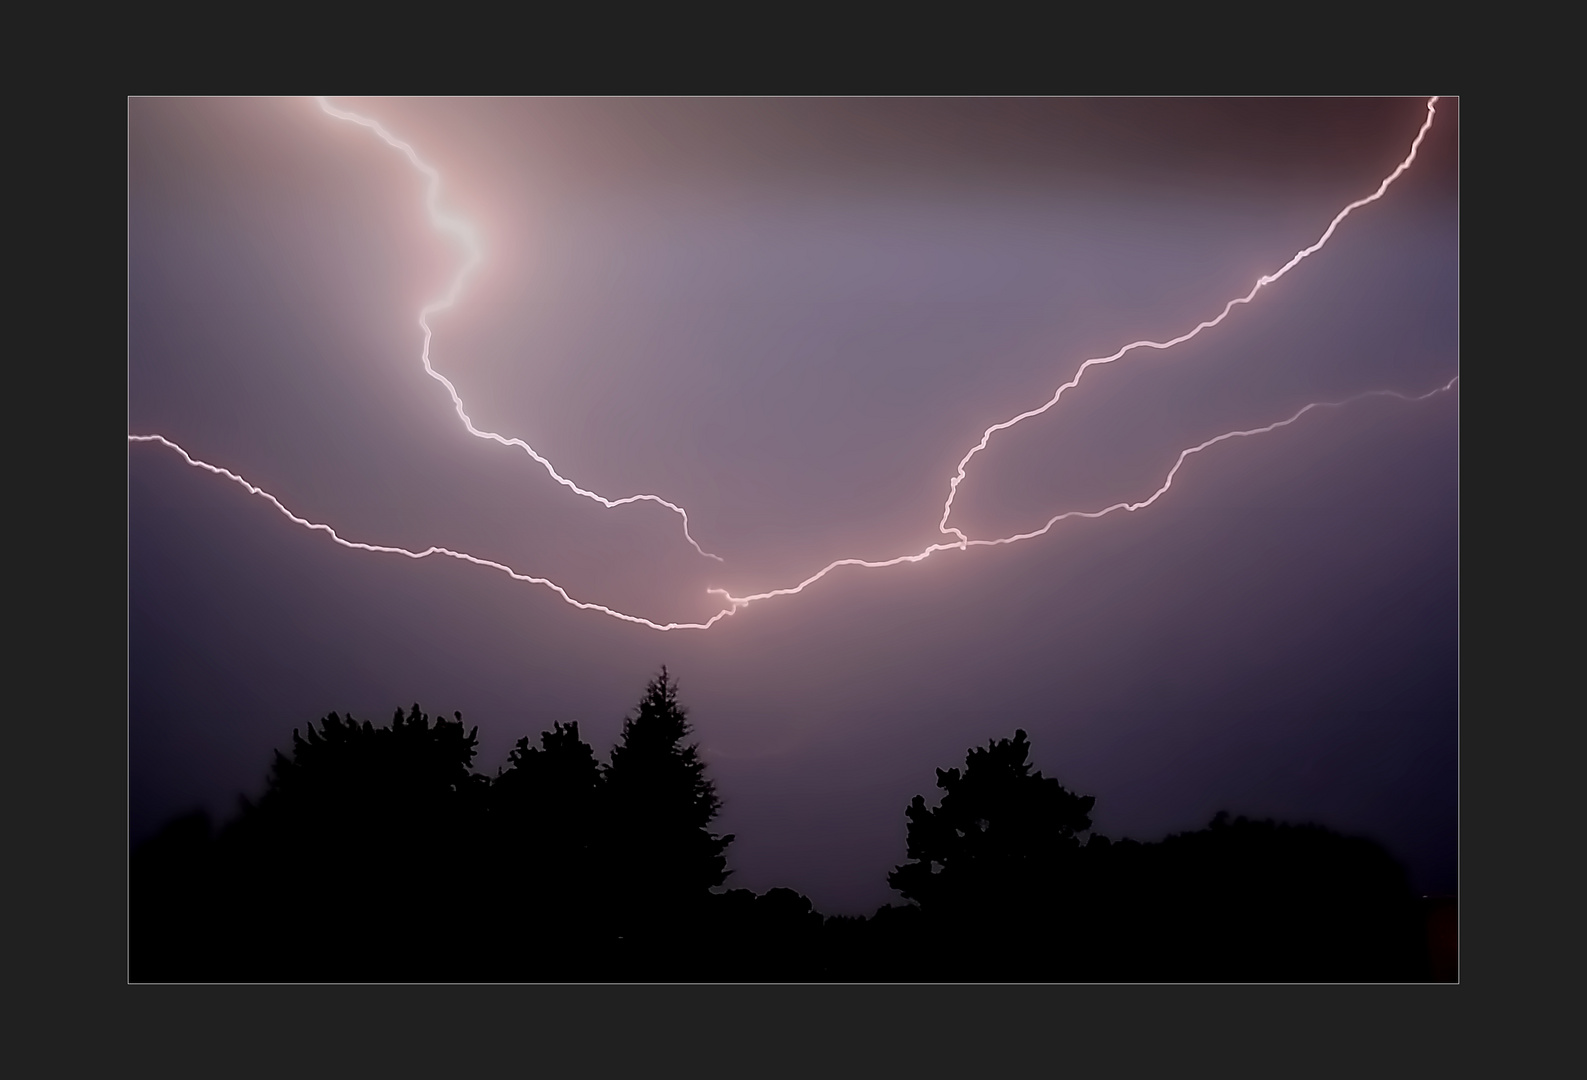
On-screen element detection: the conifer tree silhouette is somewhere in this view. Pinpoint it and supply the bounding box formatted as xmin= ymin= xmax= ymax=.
xmin=131 ymin=689 xmax=1436 ymax=982
xmin=600 ymin=668 xmax=734 ymax=971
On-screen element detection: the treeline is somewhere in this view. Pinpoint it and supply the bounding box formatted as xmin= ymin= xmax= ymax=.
xmin=131 ymin=670 xmax=1438 ymax=981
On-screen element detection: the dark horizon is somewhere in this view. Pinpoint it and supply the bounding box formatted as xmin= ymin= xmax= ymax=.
xmin=131 ymin=676 xmax=1447 ymax=982
xmin=129 ymin=96 xmax=1458 ymax=919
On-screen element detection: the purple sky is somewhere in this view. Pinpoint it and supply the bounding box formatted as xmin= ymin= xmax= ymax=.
xmin=128 ymin=97 xmax=1458 ymax=915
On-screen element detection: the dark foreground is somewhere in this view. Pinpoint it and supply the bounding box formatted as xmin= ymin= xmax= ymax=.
xmin=133 ymin=812 xmax=1454 ymax=982
xmin=131 ymin=676 xmax=1454 ymax=982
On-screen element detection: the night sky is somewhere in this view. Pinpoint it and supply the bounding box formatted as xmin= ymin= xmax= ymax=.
xmin=128 ymin=97 xmax=1458 ymax=916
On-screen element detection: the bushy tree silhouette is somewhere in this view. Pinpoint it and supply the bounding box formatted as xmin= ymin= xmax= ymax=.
xmin=492 ymin=721 xmax=602 ymax=867
xmin=131 ymin=688 xmax=1438 ymax=982
xmin=889 ymin=728 xmax=1094 ymax=915
xmin=1088 ymin=812 xmax=1427 ymax=980
xmin=886 ymin=728 xmax=1095 ymax=978
xmin=486 ymin=720 xmax=605 ymax=976
xmin=884 ymin=729 xmax=1426 ymax=980
xmin=216 ymin=706 xmax=490 ymax=979
xmin=253 ymin=705 xmax=486 ymax=822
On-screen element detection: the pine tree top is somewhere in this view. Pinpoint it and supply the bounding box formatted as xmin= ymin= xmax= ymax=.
xmin=605 ymin=667 xmax=723 ymax=828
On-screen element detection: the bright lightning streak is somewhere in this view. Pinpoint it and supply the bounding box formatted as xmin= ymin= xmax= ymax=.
xmin=128 ymin=434 xmax=739 ymax=632
xmin=312 ymin=97 xmax=723 ymax=563
xmin=129 ymin=376 xmax=1456 ymax=629
xmin=936 ymin=97 xmax=1442 ymax=546
xmin=130 ymin=97 xmax=1454 ymax=633
xmin=707 ymin=377 xmax=1459 ymax=611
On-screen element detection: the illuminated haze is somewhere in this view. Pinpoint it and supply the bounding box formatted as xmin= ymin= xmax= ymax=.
xmin=128 ymin=98 xmax=1458 ymax=914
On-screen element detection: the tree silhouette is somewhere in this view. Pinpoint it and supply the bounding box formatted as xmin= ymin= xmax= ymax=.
xmin=885 ymin=728 xmax=1098 ymax=978
xmin=492 ymin=721 xmax=602 ymax=871
xmin=216 ymin=705 xmax=490 ymax=979
xmin=129 ymin=808 xmax=218 ymax=980
xmin=600 ymin=668 xmax=734 ymax=972
xmin=888 ymin=728 xmax=1094 ymax=921
xmin=1098 ymin=812 xmax=1427 ymax=980
xmin=131 ymin=687 xmax=1439 ymax=982
xmin=486 ymin=720 xmax=605 ymax=976
xmin=252 ymin=705 xmax=486 ymax=820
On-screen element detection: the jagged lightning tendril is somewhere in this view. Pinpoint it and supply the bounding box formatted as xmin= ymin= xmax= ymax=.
xmin=131 ymin=98 xmax=1453 ymax=632
xmin=707 ymin=377 xmax=1459 ymax=611
xmin=312 ymin=97 xmax=723 ymax=563
xmin=936 ymin=96 xmax=1443 ymax=547
xmin=129 ymin=377 xmax=1455 ymax=628
xmin=128 ymin=434 xmax=739 ymax=632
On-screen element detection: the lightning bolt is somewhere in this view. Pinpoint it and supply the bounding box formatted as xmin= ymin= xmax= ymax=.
xmin=936 ymin=96 xmax=1442 ymax=547
xmin=128 ymin=434 xmax=738 ymax=632
xmin=128 ymin=375 xmax=1455 ymax=627
xmin=706 ymin=377 xmax=1459 ymax=611
xmin=311 ymin=97 xmax=723 ymax=563
xmin=129 ymin=97 xmax=1455 ymax=632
